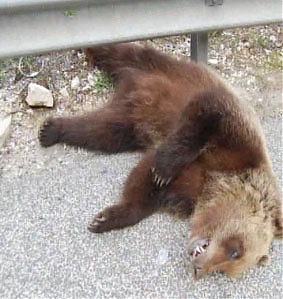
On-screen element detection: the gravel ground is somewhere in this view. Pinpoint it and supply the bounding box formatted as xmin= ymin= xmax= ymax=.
xmin=0 ymin=24 xmax=282 ymax=298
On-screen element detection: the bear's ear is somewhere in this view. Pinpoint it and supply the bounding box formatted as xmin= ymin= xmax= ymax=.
xmin=257 ymin=255 xmax=270 ymax=266
xmin=273 ymin=213 xmax=283 ymax=239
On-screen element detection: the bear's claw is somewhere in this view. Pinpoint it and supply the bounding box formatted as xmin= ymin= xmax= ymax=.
xmin=151 ymin=167 xmax=172 ymax=188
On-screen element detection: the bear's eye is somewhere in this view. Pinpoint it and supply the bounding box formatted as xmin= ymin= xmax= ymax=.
xmin=223 ymin=235 xmax=243 ymax=260
xmin=230 ymin=250 xmax=240 ymax=260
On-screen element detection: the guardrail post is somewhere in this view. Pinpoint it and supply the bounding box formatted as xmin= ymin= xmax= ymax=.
xmin=190 ymin=32 xmax=208 ymax=64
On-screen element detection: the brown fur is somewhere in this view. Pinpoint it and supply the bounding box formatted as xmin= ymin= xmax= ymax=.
xmin=39 ymin=43 xmax=282 ymax=279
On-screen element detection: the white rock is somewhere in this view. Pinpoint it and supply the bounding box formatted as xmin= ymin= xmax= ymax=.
xmin=59 ymin=87 xmax=70 ymax=100
xmin=87 ymin=73 xmax=95 ymax=86
xmin=156 ymin=248 xmax=169 ymax=265
xmin=269 ymin=35 xmax=276 ymax=42
xmin=208 ymin=58 xmax=218 ymax=65
xmin=25 ymin=83 xmax=54 ymax=107
xmin=0 ymin=114 xmax=12 ymax=148
xmin=71 ymin=76 xmax=80 ymax=90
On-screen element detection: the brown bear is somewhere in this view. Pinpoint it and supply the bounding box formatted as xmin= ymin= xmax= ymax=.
xmin=39 ymin=43 xmax=282 ymax=280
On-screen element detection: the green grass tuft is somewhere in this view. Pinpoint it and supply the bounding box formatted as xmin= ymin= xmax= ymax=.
xmin=257 ymin=37 xmax=268 ymax=48
xmin=93 ymin=71 xmax=113 ymax=94
xmin=263 ymin=52 xmax=283 ymax=70
xmin=63 ymin=10 xmax=78 ymax=17
xmin=209 ymin=30 xmax=222 ymax=38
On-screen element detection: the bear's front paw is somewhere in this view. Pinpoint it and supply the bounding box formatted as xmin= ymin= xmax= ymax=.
xmin=150 ymin=167 xmax=172 ymax=188
xmin=151 ymin=146 xmax=178 ymax=188
xmin=39 ymin=118 xmax=61 ymax=147
xmin=152 ymin=142 xmax=190 ymax=188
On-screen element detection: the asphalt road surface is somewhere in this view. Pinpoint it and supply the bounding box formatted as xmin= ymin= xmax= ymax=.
xmin=0 ymin=117 xmax=282 ymax=299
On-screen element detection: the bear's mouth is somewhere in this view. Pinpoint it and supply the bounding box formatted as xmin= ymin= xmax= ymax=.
xmin=188 ymin=238 xmax=210 ymax=261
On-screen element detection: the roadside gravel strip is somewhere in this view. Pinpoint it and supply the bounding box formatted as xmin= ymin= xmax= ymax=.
xmin=0 ymin=117 xmax=282 ymax=299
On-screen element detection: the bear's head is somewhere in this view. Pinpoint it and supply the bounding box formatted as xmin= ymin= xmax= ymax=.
xmin=188 ymin=169 xmax=282 ymax=279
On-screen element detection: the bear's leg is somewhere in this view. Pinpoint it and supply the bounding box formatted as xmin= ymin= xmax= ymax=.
xmin=84 ymin=43 xmax=175 ymax=81
xmin=39 ymin=107 xmax=147 ymax=153
xmin=87 ymin=151 xmax=204 ymax=233
xmin=88 ymin=202 xmax=154 ymax=233
xmin=88 ymin=151 xmax=160 ymax=233
xmin=152 ymin=89 xmax=265 ymax=187
xmin=152 ymin=90 xmax=224 ymax=185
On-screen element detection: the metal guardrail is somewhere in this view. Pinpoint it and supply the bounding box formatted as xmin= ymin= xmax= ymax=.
xmin=0 ymin=0 xmax=281 ymax=62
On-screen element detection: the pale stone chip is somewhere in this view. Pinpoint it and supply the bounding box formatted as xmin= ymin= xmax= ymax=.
xmin=25 ymin=83 xmax=54 ymax=107
xmin=0 ymin=114 xmax=12 ymax=148
xmin=71 ymin=76 xmax=80 ymax=90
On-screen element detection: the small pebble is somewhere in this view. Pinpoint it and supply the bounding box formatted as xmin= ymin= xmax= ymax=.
xmin=71 ymin=76 xmax=80 ymax=90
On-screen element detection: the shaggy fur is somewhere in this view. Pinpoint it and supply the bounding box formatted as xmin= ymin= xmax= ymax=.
xmin=39 ymin=43 xmax=282 ymax=279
